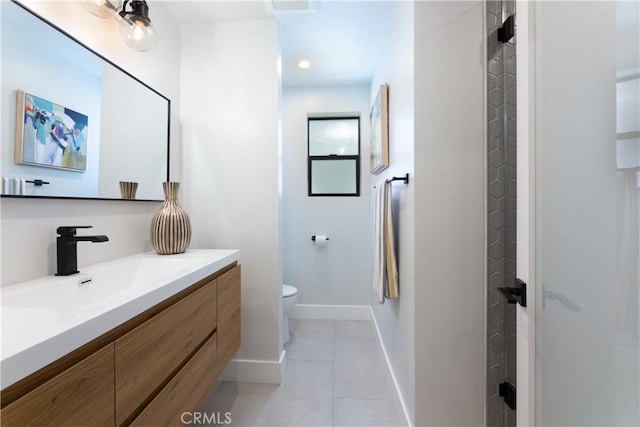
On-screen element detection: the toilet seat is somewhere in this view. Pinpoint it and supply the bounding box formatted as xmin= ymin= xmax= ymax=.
xmin=282 ymin=284 xmax=297 ymax=298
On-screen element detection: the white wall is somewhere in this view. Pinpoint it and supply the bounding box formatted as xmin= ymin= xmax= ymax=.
xmin=413 ymin=1 xmax=486 ymax=426
xmin=1 ymin=199 xmax=160 ymax=285
xmin=180 ymin=20 xmax=282 ymax=371
xmin=282 ymin=84 xmax=373 ymax=306
xmin=1 ymin=1 xmax=181 ymax=285
xmin=368 ymin=0 xmax=416 ymax=423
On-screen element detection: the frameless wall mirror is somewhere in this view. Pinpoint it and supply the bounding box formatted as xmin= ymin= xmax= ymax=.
xmin=0 ymin=1 xmax=169 ymax=201
xmin=307 ymin=116 xmax=360 ymax=196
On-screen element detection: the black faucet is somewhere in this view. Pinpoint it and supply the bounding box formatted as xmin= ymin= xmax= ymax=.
xmin=56 ymin=226 xmax=109 ymax=276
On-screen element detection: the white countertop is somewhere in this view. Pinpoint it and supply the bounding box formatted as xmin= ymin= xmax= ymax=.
xmin=1 ymin=249 xmax=240 ymax=390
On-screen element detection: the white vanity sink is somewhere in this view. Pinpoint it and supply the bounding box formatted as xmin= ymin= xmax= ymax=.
xmin=1 ymin=249 xmax=240 ymax=390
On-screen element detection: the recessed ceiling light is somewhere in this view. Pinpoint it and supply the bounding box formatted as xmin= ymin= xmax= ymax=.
xmin=272 ymin=0 xmax=309 ymax=11
xmin=267 ymin=0 xmax=318 ymax=15
xmin=298 ymin=60 xmax=311 ymax=69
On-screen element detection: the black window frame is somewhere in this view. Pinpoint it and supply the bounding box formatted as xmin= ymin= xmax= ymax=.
xmin=307 ymin=116 xmax=361 ymax=197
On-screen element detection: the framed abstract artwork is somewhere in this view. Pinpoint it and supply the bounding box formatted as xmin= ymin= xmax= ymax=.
xmin=15 ymin=90 xmax=88 ymax=172
xmin=370 ymin=83 xmax=389 ymax=174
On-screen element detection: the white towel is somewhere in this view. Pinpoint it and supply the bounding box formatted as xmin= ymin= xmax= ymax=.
xmin=384 ymin=181 xmax=399 ymax=299
xmin=374 ymin=182 xmax=386 ymax=302
xmin=373 ymin=181 xmax=399 ymax=303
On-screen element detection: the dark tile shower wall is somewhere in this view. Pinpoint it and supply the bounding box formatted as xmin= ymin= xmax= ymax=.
xmin=487 ymin=1 xmax=517 ymax=427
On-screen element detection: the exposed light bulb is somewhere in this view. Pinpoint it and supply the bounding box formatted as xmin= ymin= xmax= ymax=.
xmin=132 ymin=21 xmax=147 ymax=41
xmin=117 ymin=0 xmax=157 ymax=52
xmin=119 ymin=17 xmax=157 ymax=52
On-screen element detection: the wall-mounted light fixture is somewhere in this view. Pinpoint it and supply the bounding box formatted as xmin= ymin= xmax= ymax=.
xmin=81 ymin=0 xmax=157 ymax=52
xmin=82 ymin=0 xmax=122 ymax=17
xmin=118 ymin=0 xmax=157 ymax=52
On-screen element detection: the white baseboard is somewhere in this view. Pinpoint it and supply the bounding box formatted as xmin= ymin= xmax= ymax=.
xmin=219 ymin=350 xmax=285 ymax=384
xmin=369 ymin=307 xmax=413 ymax=427
xmin=290 ymin=304 xmax=372 ymax=320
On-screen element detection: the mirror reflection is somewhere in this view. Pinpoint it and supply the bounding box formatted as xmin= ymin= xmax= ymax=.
xmin=1 ymin=1 xmax=169 ymax=201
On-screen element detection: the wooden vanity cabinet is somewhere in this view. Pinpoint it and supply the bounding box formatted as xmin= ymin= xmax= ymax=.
xmin=1 ymin=343 xmax=115 ymax=427
xmin=0 ymin=263 xmax=241 ymax=427
xmin=217 ymin=264 xmax=242 ymax=367
xmin=130 ymin=332 xmax=219 ymax=426
xmin=115 ymin=276 xmax=218 ymax=425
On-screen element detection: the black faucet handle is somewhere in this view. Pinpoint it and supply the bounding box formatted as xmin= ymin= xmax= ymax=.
xmin=57 ymin=226 xmax=93 ymax=237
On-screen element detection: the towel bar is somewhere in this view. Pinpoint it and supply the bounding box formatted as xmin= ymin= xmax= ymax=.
xmin=373 ymin=173 xmax=409 ymax=188
xmin=386 ymin=173 xmax=409 ymax=184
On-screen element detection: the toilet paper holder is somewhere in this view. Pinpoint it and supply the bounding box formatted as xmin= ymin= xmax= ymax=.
xmin=26 ymin=179 xmax=50 ymax=186
xmin=311 ymin=235 xmax=329 ymax=241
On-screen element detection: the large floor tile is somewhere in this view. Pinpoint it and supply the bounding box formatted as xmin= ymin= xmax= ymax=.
xmin=263 ymin=357 xmax=334 ymax=426
xmin=279 ymin=359 xmax=333 ymax=400
xmin=194 ymin=319 xmax=407 ymax=427
xmin=286 ymin=333 xmax=334 ymax=361
xmin=264 ymin=396 xmax=333 ymax=427
xmin=334 ymin=398 xmax=401 ymax=427
xmin=197 ymin=390 xmax=274 ymax=426
xmin=334 ymin=359 xmax=392 ymax=400
xmin=335 ymin=320 xmax=374 ymax=338
xmin=289 ymin=319 xmax=335 ymax=337
xmin=217 ymin=381 xmax=280 ymax=394
xmin=334 ymin=335 xmax=382 ymax=361
xmin=286 ymin=319 xmax=335 ymax=361
xmin=334 ymin=336 xmax=391 ymax=400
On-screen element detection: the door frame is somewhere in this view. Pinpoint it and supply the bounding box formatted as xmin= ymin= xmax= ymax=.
xmin=515 ymin=1 xmax=536 ymax=426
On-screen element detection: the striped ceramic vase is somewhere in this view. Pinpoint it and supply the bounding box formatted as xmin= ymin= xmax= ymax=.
xmin=150 ymin=182 xmax=191 ymax=255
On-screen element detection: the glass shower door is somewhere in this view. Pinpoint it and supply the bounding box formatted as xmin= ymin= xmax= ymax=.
xmin=535 ymin=1 xmax=639 ymax=425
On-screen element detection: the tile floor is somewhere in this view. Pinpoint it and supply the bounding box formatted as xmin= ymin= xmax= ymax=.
xmin=197 ymin=319 xmax=406 ymax=426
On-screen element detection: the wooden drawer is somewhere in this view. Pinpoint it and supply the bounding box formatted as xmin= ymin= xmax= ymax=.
xmin=131 ymin=332 xmax=219 ymax=427
xmin=1 ymin=344 xmax=114 ymax=427
xmin=217 ymin=265 xmax=241 ymax=366
xmin=115 ymin=277 xmax=217 ymax=425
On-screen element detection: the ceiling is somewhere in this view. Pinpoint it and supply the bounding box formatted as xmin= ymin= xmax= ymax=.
xmin=163 ymin=0 xmax=391 ymax=87
xmin=164 ymin=1 xmax=272 ymax=22
xmin=162 ymin=1 xmax=640 ymax=84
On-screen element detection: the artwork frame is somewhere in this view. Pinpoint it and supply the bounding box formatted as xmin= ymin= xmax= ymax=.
xmin=14 ymin=90 xmax=88 ymax=172
xmin=370 ymin=83 xmax=389 ymax=175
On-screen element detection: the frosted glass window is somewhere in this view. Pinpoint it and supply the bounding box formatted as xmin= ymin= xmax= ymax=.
xmin=308 ymin=118 xmax=359 ymax=155
xmin=308 ymin=116 xmax=360 ymax=196
xmin=310 ymin=160 xmax=357 ymax=195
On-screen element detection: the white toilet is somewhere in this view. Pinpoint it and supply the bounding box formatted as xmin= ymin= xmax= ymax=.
xmin=282 ymin=284 xmax=298 ymax=345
